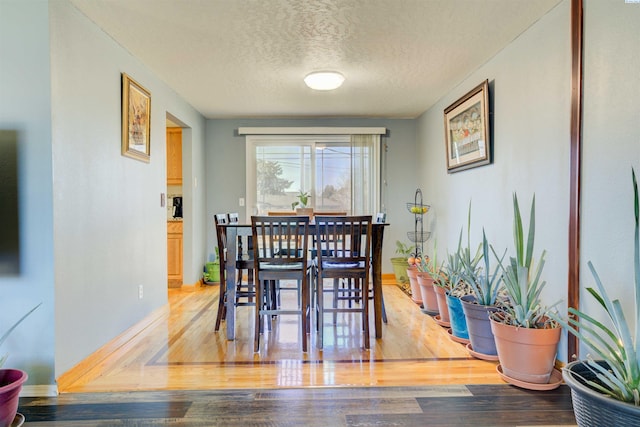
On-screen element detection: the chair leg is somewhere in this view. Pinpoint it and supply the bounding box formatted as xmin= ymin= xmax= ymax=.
xmin=332 ymin=278 xmax=339 ymax=325
xmin=214 ymin=282 xmax=227 ymax=332
xmin=301 ymin=277 xmax=308 ymax=353
xmin=254 ymin=278 xmax=262 ymax=353
xmin=247 ymin=269 xmax=254 ymax=303
xmin=317 ymin=277 xmax=324 ymax=349
xmin=362 ymin=278 xmax=370 ymax=350
xmin=381 ymin=288 xmax=388 ymax=324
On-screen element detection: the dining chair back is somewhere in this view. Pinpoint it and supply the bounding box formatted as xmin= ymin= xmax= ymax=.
xmin=251 ymin=216 xmax=311 ymax=352
xmin=313 ymin=215 xmax=372 ymax=349
xmin=213 ymin=213 xmax=255 ymax=332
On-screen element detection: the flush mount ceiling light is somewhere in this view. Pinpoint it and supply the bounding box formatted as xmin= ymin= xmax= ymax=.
xmin=304 ymin=71 xmax=345 ymax=91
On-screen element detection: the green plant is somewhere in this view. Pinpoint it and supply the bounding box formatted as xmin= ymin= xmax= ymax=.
xmin=442 ymin=202 xmax=482 ymax=291
xmin=417 ymin=239 xmax=445 ymax=284
xmin=395 ymin=240 xmax=416 ymax=259
xmin=551 ymin=168 xmax=640 ymax=405
xmin=1 ymin=303 xmax=41 ymax=367
xmin=291 ymin=190 xmax=311 ymax=210
xmin=461 ymin=229 xmax=505 ymax=306
xmin=491 ymin=194 xmax=557 ymax=328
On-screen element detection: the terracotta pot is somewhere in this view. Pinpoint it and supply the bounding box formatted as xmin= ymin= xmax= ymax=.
xmin=433 ymin=284 xmax=450 ymax=323
xmin=417 ymin=273 xmax=438 ymax=313
xmin=0 ymin=369 xmax=28 ymax=427
xmin=490 ymin=318 xmax=561 ymax=384
xmin=406 ymin=266 xmax=422 ymax=304
xmin=445 ymin=292 xmax=468 ymax=339
xmin=460 ymin=295 xmax=497 ymax=356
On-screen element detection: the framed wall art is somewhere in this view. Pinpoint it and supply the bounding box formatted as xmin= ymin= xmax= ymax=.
xmin=443 ymin=79 xmax=490 ymax=173
xmin=121 ymin=73 xmax=151 ymax=162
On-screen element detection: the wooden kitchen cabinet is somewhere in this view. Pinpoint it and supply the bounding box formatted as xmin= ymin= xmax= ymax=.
xmin=167 ymin=221 xmax=183 ymax=288
xmin=166 ymin=128 xmax=182 ymax=185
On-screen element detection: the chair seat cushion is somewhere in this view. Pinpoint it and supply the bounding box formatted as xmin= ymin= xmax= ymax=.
xmin=321 ymin=261 xmax=364 ymax=268
xmin=260 ymin=260 xmax=313 ymax=270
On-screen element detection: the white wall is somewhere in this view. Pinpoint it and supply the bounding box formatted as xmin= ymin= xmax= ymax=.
xmin=580 ymin=1 xmax=640 ymax=355
xmin=416 ymin=0 xmax=572 ymax=360
xmin=0 ymin=0 xmax=55 ymax=385
xmin=50 ymin=0 xmax=207 ymax=375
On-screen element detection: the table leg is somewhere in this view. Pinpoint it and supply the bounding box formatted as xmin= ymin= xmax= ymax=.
xmin=225 ymin=226 xmax=238 ymax=340
xmin=372 ymin=226 xmax=384 ymax=339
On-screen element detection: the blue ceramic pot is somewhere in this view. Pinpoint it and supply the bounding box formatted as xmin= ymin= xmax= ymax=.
xmin=445 ymin=292 xmax=468 ymax=339
xmin=460 ymin=295 xmax=497 ymax=355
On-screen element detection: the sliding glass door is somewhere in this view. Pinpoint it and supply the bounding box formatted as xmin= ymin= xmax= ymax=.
xmin=246 ymin=135 xmax=379 ymax=217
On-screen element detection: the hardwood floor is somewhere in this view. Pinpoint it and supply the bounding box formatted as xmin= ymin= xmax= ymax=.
xmin=18 ymin=282 xmax=577 ymax=425
xmin=58 ymin=282 xmax=506 ymax=392
xmin=19 ymin=385 xmax=576 ymax=426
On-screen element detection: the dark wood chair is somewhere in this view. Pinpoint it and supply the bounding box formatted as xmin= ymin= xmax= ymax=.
xmin=251 ymin=216 xmax=312 ymax=352
xmin=213 ymin=213 xmax=255 ymax=332
xmin=313 ymin=215 xmax=372 ymax=349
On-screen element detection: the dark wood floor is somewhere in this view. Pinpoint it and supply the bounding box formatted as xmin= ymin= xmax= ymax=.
xmin=19 ymin=384 xmax=576 ymax=426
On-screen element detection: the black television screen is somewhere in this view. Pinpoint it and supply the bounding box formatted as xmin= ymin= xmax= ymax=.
xmin=0 ymin=129 xmax=20 ymax=275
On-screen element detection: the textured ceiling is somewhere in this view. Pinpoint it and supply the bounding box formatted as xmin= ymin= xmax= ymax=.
xmin=69 ymin=0 xmax=562 ymax=119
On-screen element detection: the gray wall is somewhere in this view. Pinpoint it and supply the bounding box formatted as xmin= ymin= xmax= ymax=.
xmin=49 ymin=0 xmax=208 ymax=376
xmin=0 ymin=0 xmax=55 ymax=386
xmin=205 ymin=118 xmax=417 ymax=267
xmin=417 ymin=0 xmax=571 ymax=359
xmin=580 ymin=0 xmax=640 ymax=354
xmin=416 ymin=0 xmax=640 ymax=362
xmin=2 ymin=0 xmax=207 ymax=388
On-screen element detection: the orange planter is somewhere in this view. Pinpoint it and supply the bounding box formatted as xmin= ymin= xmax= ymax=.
xmin=433 ymin=284 xmax=450 ymax=323
xmin=490 ymin=318 xmax=561 ymax=384
xmin=417 ymin=272 xmax=438 ymax=313
xmin=406 ymin=266 xmax=421 ymax=304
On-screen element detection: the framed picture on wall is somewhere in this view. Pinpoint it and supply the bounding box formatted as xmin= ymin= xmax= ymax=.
xmin=121 ymin=73 xmax=151 ymax=162
xmin=443 ymin=80 xmax=490 ymax=173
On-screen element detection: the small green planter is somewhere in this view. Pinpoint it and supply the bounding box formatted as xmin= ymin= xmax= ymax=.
xmin=204 ymin=261 xmax=220 ymax=284
xmin=390 ymin=257 xmax=409 ymax=285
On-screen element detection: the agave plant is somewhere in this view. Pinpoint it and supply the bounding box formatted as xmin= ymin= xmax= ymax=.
xmin=461 ymin=229 xmax=505 ymax=306
xmin=552 ymin=168 xmax=640 ymax=405
xmin=417 ymin=239 xmax=445 ymax=284
xmin=491 ymin=194 xmax=558 ymax=328
xmin=0 ymin=303 xmax=41 ymax=367
xmin=445 ymin=201 xmax=482 ymax=294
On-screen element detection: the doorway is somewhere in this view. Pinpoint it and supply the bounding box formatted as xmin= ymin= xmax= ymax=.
xmin=166 ymin=117 xmax=183 ymax=288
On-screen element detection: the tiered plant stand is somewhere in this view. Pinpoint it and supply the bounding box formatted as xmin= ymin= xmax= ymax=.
xmin=406 ymin=188 xmax=431 ymax=304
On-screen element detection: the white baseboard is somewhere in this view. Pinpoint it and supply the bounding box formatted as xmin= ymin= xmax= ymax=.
xmin=21 ymin=384 xmax=58 ymax=397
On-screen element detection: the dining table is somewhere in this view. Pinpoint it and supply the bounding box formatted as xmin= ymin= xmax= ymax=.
xmin=220 ymin=221 xmax=388 ymax=341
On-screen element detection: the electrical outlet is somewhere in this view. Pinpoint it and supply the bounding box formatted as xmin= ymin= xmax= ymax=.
xmin=138 ymin=284 xmax=143 ymax=299
xmin=239 ymin=197 xmax=245 ymax=206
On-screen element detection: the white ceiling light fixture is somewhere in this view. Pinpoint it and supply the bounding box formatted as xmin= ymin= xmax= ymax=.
xmin=304 ymin=71 xmax=345 ymax=91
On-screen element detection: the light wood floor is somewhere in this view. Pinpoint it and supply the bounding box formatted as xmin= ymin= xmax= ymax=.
xmin=58 ymin=282 xmax=505 ymax=393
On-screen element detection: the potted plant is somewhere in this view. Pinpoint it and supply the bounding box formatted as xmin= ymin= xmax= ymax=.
xmin=460 ymin=229 xmax=506 ymax=359
xmin=0 ymin=303 xmax=40 ymax=427
xmin=416 ymin=240 xmax=441 ymax=314
xmin=551 ymin=168 xmax=640 ymax=426
xmin=406 ymin=251 xmax=423 ymax=305
xmin=203 ymin=247 xmax=221 ymax=284
xmin=390 ymin=240 xmax=415 ymax=296
xmin=444 ymin=203 xmax=482 ymax=343
xmin=291 ymin=190 xmax=313 ymax=216
xmin=489 ymin=194 xmax=561 ymax=387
